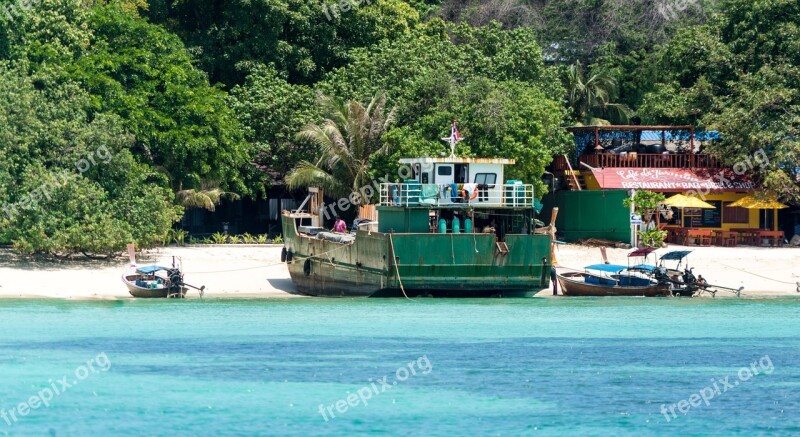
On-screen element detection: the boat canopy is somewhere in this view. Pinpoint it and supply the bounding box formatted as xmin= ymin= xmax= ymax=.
xmin=136 ymin=265 xmax=170 ymax=274
xmin=584 ymin=264 xmax=626 ymax=273
xmin=660 ymin=250 xmax=692 ymax=261
xmin=628 ymin=247 xmax=657 ymax=257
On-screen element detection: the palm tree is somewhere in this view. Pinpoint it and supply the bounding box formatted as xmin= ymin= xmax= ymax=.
xmin=286 ymin=93 xmax=396 ymax=204
xmin=176 ymin=181 xmax=239 ymax=212
xmin=563 ymin=60 xmax=632 ymax=125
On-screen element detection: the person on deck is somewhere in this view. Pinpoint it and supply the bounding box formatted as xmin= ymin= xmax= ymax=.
xmin=333 ymin=218 xmax=347 ymax=234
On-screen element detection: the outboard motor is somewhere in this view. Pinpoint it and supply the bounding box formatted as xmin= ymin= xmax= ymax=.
xmin=683 ymin=267 xmax=696 ymax=287
xmin=167 ymin=268 xmax=184 ymax=288
xmin=654 ymin=266 xmax=672 ymax=286
xmin=680 ymin=267 xmax=700 ymax=296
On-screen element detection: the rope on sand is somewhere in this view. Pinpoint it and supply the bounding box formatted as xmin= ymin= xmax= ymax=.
xmin=715 ymin=262 xmax=800 ymax=290
xmin=185 ymin=262 xmax=285 ymax=274
xmin=188 ymin=242 xmax=356 ymax=274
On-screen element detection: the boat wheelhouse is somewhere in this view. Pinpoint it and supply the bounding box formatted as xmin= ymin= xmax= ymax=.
xmin=281 ymin=156 xmax=553 ymax=298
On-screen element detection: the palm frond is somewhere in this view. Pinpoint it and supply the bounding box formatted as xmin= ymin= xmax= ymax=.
xmin=285 ymin=161 xmax=348 ymax=198
xmin=289 ymin=92 xmax=396 ymax=204
xmin=176 ymin=187 xmax=239 ymax=212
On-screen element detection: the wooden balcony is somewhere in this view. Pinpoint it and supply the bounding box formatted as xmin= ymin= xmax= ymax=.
xmin=552 ymin=153 xmax=723 ymax=171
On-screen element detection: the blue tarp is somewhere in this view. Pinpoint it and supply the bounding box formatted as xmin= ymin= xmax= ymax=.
xmin=660 ymin=251 xmax=692 ymax=261
xmin=639 ymin=130 xmax=720 ymax=141
xmin=630 ymin=264 xmax=657 ymax=272
xmin=584 ymin=264 xmax=626 ymax=273
xmin=136 ymin=265 xmax=170 ymax=274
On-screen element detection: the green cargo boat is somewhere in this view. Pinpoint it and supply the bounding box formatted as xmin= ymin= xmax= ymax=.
xmin=281 ymin=155 xmax=552 ymax=297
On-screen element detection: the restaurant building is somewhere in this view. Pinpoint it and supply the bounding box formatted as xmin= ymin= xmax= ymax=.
xmin=543 ymin=125 xmax=787 ymax=245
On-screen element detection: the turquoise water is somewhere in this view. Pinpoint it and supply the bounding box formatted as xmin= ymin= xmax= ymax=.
xmin=1 ymin=297 xmax=799 ymax=436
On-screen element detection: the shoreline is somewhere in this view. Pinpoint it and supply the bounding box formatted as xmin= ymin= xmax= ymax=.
xmin=0 ymin=245 xmax=797 ymax=300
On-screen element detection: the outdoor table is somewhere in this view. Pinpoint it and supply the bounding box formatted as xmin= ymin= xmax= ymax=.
xmin=757 ymin=230 xmax=785 ymax=247
xmin=686 ymin=229 xmax=713 ymax=246
xmin=731 ymin=228 xmax=759 ymax=245
xmin=713 ymin=230 xmax=737 ymax=247
xmin=669 ymin=228 xmax=688 ymax=245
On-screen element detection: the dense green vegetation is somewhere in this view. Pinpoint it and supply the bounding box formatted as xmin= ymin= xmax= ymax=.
xmin=0 ymin=0 xmax=797 ymax=254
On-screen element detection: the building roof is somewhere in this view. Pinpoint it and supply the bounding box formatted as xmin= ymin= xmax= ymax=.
xmin=567 ymin=125 xmax=694 ymax=132
xmin=399 ymin=157 xmax=515 ymax=164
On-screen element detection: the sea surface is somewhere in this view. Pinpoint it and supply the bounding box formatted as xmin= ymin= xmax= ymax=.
xmin=0 ymin=297 xmax=798 ymax=436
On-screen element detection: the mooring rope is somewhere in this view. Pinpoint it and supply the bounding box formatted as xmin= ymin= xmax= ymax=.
xmin=715 ymin=261 xmax=800 ymax=291
xmin=185 ymin=262 xmax=284 ymax=274
xmin=186 ymin=242 xmax=354 ymax=274
xmin=388 ymin=233 xmax=412 ymax=301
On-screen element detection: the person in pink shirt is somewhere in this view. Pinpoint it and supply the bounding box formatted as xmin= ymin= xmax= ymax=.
xmin=333 ymin=218 xmax=347 ymax=233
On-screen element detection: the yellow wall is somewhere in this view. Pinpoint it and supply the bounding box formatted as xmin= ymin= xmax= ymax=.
xmin=689 ymin=192 xmax=762 ymax=230
xmin=582 ymin=171 xmax=602 ymax=190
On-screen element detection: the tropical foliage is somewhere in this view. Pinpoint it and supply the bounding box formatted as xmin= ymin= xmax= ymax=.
xmin=623 ymin=190 xmax=667 ymax=248
xmin=562 ymin=60 xmax=631 ymax=126
xmin=286 ymin=93 xmax=396 ymax=203
xmin=1 ymin=0 xmax=797 ymax=254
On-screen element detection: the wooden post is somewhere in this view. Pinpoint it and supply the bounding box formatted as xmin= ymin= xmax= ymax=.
xmin=594 ymin=127 xmax=600 ymax=151
xmin=549 ymin=207 xmax=559 ymax=266
xmin=563 ymin=155 xmax=582 ymax=191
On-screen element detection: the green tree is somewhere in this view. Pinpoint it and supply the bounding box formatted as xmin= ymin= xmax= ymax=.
xmin=144 ymin=0 xmax=419 ymax=86
xmin=228 ymin=64 xmax=318 ymax=182
xmin=562 ymin=60 xmax=631 ymax=125
xmin=286 ymin=93 xmax=396 ymax=203
xmin=70 ymin=3 xmax=252 ymax=195
xmin=0 ymin=65 xmax=181 ymax=255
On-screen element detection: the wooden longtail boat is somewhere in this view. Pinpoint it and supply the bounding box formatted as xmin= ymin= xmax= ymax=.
xmin=556 ymin=270 xmax=671 ymax=297
xmin=122 ymin=264 xmax=188 ymax=298
xmin=121 ymin=248 xmax=205 ymax=298
xmin=557 ymin=247 xmax=673 ymax=297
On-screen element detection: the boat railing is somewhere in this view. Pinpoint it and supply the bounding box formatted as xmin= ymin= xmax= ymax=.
xmin=378 ymin=183 xmax=535 ymax=207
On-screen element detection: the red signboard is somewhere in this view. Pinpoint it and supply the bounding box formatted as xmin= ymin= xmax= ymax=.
xmin=590 ymin=168 xmax=755 ymax=192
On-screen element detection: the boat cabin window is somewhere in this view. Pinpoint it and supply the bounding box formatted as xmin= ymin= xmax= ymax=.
xmin=437 ymin=166 xmax=452 ymax=176
xmin=474 ymin=173 xmax=497 ymax=186
xmin=420 ymin=172 xmax=429 ymax=183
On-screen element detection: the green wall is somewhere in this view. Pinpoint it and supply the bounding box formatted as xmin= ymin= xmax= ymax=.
xmin=541 ymin=190 xmax=631 ymax=243
xmin=376 ymin=207 xmax=430 ymax=233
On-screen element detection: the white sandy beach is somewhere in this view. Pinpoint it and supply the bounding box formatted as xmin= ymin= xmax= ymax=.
xmin=0 ymin=245 xmax=296 ymax=300
xmin=0 ymin=244 xmax=797 ymax=299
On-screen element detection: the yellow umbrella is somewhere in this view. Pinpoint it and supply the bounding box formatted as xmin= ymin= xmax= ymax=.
xmin=662 ymin=193 xmax=716 ymax=209
xmin=661 ymin=194 xmax=715 ymax=229
xmin=729 ymin=194 xmax=788 ymax=230
xmin=728 ymin=195 xmax=787 ymax=209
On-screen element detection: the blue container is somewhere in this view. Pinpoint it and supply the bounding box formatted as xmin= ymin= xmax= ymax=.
xmin=452 ymin=217 xmax=461 ymax=234
xmin=438 ymin=218 xmax=447 ymax=234
xmin=464 ymin=218 xmax=473 ymax=233
xmin=504 ymin=180 xmax=526 ymax=206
